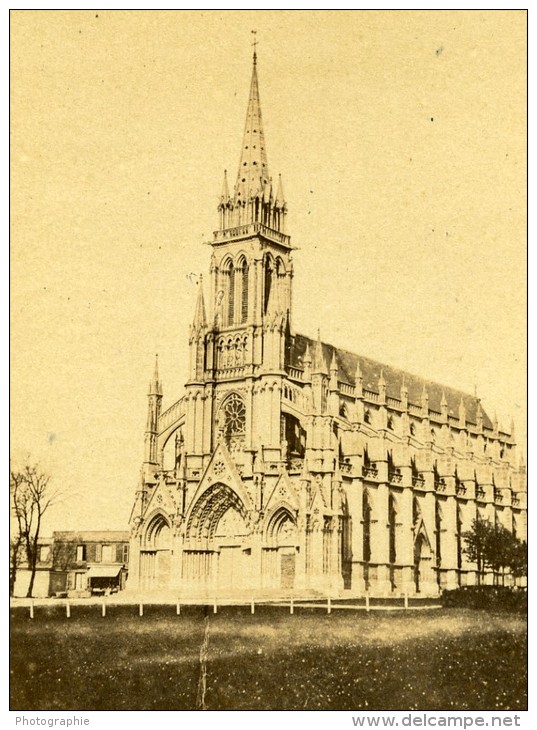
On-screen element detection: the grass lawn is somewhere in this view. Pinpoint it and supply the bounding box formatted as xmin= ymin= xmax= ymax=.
xmin=10 ymin=605 xmax=526 ymax=711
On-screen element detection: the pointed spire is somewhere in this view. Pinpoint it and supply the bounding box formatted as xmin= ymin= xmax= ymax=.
xmin=329 ymin=350 xmax=339 ymax=391
xmin=234 ymin=49 xmax=270 ymax=207
xmin=263 ymin=178 xmax=272 ymax=203
xmin=459 ymin=397 xmax=466 ymax=427
xmin=275 ymin=173 xmax=285 ymax=207
xmin=353 ymin=359 xmax=363 ymax=400
xmin=378 ymin=369 xmax=386 ymax=404
xmin=475 ymin=399 xmax=483 ymax=432
xmin=312 ymin=329 xmax=327 ymax=375
xmin=493 ymin=411 xmax=499 ymax=435
xmin=400 ymin=375 xmax=408 ymax=409
xmin=303 ymin=342 xmax=312 ymax=381
xmin=441 ymin=390 xmax=447 ymax=407
xmin=421 ymin=383 xmax=429 ymax=415
xmin=220 ymin=169 xmax=230 ymax=202
xmin=313 ymin=330 xmax=328 ymax=374
xmin=192 ymin=275 xmax=207 ymax=331
xmin=330 ymin=350 xmax=338 ymax=373
xmin=510 ymin=415 xmax=515 ymax=441
xmin=149 ymin=354 xmax=162 ymax=396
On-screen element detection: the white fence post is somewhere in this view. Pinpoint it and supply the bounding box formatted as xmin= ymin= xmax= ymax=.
xmin=66 ymin=601 xmax=71 ymax=618
xmin=404 ymin=591 xmax=409 ymax=610
xmin=102 ymin=599 xmax=106 ymax=617
xmin=139 ymin=602 xmax=143 ymax=617
xmin=290 ymin=598 xmax=294 ymax=615
xmin=213 ymin=598 xmax=217 ymax=614
xmin=251 ymin=598 xmax=255 ymax=614
xmin=366 ymin=593 xmax=370 ymax=613
xmin=327 ymin=596 xmax=331 ymax=615
xmin=176 ymin=602 xmax=181 ymax=615
xmin=29 ymin=601 xmax=34 ymax=619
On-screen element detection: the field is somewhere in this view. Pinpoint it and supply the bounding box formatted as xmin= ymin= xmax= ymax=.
xmin=10 ymin=604 xmax=527 ymax=711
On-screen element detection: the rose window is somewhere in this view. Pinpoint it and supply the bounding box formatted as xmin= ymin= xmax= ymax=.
xmin=223 ymin=394 xmax=246 ymax=437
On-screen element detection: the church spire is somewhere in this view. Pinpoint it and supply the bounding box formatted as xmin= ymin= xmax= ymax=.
xmin=215 ymin=44 xmax=289 ymax=238
xmin=234 ymin=49 xmax=270 ymax=207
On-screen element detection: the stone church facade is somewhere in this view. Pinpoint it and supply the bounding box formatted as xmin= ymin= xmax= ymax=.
xmin=128 ymin=51 xmax=526 ymax=597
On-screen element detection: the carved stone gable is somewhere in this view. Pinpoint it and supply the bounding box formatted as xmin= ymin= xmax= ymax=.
xmin=264 ymin=472 xmax=299 ymax=513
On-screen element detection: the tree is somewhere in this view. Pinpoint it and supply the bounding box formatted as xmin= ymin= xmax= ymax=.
xmin=10 ymin=461 xmax=61 ymax=597
xmin=462 ymin=518 xmax=527 ymax=586
xmin=461 ymin=518 xmax=492 ymax=585
xmin=506 ymin=535 xmax=527 ymax=581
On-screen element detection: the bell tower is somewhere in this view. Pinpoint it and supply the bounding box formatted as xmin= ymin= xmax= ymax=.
xmin=207 ymin=48 xmax=293 ymax=375
xmin=182 ymin=47 xmax=294 ymax=469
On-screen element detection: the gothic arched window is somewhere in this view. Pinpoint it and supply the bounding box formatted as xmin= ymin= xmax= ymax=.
xmin=241 ymin=261 xmax=249 ymax=323
xmin=221 ymin=258 xmax=235 ymax=326
xmin=389 ymin=494 xmax=397 ymax=564
xmin=363 ymin=490 xmax=372 ymax=565
xmin=227 ymin=264 xmax=235 ymax=325
xmin=264 ymin=255 xmax=273 ymax=313
xmin=435 ymin=499 xmax=443 ymax=572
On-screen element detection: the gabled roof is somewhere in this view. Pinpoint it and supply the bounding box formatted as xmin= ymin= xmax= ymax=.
xmin=289 ymin=333 xmax=493 ymax=429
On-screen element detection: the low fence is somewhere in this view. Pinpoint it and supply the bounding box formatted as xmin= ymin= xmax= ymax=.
xmin=11 ymin=593 xmax=442 ymax=619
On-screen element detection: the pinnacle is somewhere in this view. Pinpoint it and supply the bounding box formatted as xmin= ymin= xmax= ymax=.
xmin=192 ymin=275 xmax=207 ymax=330
xmin=221 ymin=169 xmax=230 ymax=202
xmin=275 ymin=173 xmax=285 ymax=207
xmin=149 ymin=354 xmax=162 ymax=396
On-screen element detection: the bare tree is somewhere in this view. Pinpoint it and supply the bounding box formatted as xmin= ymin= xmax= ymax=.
xmin=10 ymin=461 xmax=61 ymax=597
xmin=9 ymin=470 xmax=26 ymax=597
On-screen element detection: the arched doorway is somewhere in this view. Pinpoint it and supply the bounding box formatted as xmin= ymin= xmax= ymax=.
xmin=413 ymin=528 xmax=434 ymax=593
xmin=140 ymin=514 xmax=172 ymax=590
xmin=215 ymin=505 xmax=249 ymax=591
xmin=414 ymin=534 xmax=426 ymax=593
xmin=263 ymin=508 xmax=298 ymax=590
xmin=184 ymin=483 xmax=251 ymax=593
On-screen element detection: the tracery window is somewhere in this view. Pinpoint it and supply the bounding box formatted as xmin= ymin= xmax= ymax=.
xmin=220 ymin=393 xmax=246 ymax=450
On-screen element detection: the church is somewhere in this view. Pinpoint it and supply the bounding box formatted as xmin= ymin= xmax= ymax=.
xmin=128 ymin=49 xmax=526 ymax=597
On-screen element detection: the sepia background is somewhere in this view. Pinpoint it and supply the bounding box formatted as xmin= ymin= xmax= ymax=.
xmin=10 ymin=10 xmax=526 ymax=532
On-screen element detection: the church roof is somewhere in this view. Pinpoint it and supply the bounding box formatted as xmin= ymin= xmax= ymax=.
xmin=289 ymin=333 xmax=494 ymax=429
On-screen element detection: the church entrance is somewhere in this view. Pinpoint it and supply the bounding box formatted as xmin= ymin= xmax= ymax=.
xmin=184 ymin=483 xmax=251 ymax=594
xmin=218 ymin=546 xmax=247 ymax=591
xmin=141 ymin=515 xmax=172 ymax=591
xmin=262 ymin=507 xmax=298 ymax=591
xmin=280 ymin=552 xmax=296 ymax=589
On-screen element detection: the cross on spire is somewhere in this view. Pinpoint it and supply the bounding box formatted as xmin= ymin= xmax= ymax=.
xmin=251 ymin=30 xmax=258 ymax=64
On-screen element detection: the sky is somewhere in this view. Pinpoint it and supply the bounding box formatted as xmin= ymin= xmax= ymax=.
xmin=10 ymin=10 xmax=526 ymax=534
